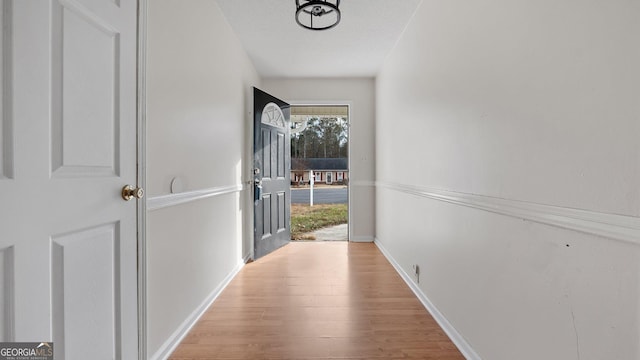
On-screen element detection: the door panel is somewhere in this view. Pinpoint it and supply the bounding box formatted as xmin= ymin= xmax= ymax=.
xmin=0 ymin=2 xmax=10 ymax=341
xmin=277 ymin=133 xmax=285 ymax=177
xmin=0 ymin=1 xmax=10 ymax=180
xmin=52 ymin=0 xmax=121 ymax=177
xmin=277 ymin=192 xmax=286 ymax=231
xmin=52 ymin=223 xmax=120 ymax=360
xmin=0 ymin=246 xmax=12 ymax=341
xmin=262 ymin=194 xmax=272 ymax=238
xmin=262 ymin=129 xmax=271 ymax=178
xmin=254 ymin=88 xmax=290 ymax=259
xmin=0 ymin=1 xmax=138 ymax=358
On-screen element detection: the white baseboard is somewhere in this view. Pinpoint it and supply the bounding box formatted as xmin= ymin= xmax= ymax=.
xmin=150 ymin=259 xmax=245 ymax=360
xmin=349 ymin=235 xmax=374 ymax=242
xmin=374 ymin=238 xmax=482 ymax=360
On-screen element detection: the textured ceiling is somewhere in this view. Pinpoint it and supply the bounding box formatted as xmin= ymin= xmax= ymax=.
xmin=215 ymin=0 xmax=422 ymax=78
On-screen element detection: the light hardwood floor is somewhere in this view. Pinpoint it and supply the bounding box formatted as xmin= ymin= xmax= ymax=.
xmin=169 ymin=242 xmax=464 ymax=359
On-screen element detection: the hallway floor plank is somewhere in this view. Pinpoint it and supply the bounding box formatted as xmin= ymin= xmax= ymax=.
xmin=169 ymin=242 xmax=464 ymax=359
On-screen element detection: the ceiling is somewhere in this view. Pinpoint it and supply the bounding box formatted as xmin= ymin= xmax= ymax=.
xmin=215 ymin=0 xmax=422 ymax=78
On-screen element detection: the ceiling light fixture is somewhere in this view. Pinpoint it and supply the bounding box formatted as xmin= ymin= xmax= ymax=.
xmin=295 ymin=0 xmax=341 ymax=31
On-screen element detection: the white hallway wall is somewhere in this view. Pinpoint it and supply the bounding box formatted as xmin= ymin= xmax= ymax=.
xmin=376 ymin=0 xmax=640 ymax=359
xmin=146 ymin=1 xmax=259 ymax=358
xmin=263 ymin=78 xmax=376 ymax=241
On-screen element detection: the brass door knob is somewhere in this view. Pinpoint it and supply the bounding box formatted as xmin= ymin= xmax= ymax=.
xmin=122 ymin=185 xmax=144 ymax=201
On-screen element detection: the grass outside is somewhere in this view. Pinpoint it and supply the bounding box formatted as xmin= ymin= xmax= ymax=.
xmin=291 ymin=204 xmax=348 ymax=240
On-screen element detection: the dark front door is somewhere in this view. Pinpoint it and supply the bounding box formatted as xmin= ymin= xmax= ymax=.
xmin=253 ymin=88 xmax=291 ymax=259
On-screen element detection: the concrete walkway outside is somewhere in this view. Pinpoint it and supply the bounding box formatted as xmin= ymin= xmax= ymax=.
xmin=308 ymin=223 xmax=348 ymax=241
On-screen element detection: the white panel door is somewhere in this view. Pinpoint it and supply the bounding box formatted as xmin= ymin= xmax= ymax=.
xmin=0 ymin=1 xmax=139 ymax=359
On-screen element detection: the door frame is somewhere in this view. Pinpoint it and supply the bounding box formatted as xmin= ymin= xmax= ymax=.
xmin=136 ymin=0 xmax=148 ymax=359
xmin=278 ymin=101 xmax=352 ymax=241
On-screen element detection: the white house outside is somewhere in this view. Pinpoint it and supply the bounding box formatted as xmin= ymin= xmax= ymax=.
xmin=291 ymin=158 xmax=348 ymax=185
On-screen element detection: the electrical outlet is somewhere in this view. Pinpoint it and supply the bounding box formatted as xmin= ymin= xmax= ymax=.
xmin=411 ymin=264 xmax=420 ymax=283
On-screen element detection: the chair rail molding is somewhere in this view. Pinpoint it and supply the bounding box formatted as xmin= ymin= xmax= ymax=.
xmin=376 ymin=181 xmax=640 ymax=246
xmin=147 ymin=184 xmax=243 ymax=211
